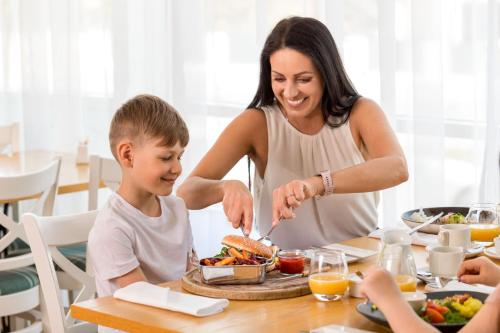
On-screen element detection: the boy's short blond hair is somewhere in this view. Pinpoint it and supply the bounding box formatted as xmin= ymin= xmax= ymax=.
xmin=109 ymin=94 xmax=189 ymax=160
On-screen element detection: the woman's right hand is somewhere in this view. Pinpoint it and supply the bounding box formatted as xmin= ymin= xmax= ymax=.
xmin=221 ymin=180 xmax=253 ymax=235
xmin=457 ymin=256 xmax=500 ymax=286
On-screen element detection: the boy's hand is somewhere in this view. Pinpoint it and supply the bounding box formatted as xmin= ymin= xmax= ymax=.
xmin=221 ymin=180 xmax=253 ymax=235
xmin=360 ymin=266 xmax=403 ymax=308
xmin=458 ymin=257 xmax=500 ymax=287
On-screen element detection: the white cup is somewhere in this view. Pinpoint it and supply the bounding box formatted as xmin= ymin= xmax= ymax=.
xmin=428 ymin=246 xmax=464 ymax=278
xmin=494 ymin=236 xmax=500 ymax=254
xmin=438 ymin=224 xmax=471 ymax=250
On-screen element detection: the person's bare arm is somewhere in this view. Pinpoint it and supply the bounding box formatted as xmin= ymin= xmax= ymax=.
xmin=361 ymin=267 xmax=438 ymax=333
xmin=331 ymin=98 xmax=408 ymax=192
xmin=273 ymin=98 xmax=409 ymax=223
xmin=177 ymin=109 xmax=267 ymax=234
xmin=111 ymin=266 xmax=147 ymax=289
xmin=459 ymin=284 xmax=500 ymax=333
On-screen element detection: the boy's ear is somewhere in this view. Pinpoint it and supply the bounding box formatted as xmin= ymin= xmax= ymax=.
xmin=116 ymin=140 xmax=134 ymax=168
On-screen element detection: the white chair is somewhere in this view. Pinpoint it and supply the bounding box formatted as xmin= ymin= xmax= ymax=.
xmin=0 ymin=158 xmax=61 ymax=333
xmin=22 ymin=211 xmax=98 ymax=333
xmin=0 ymin=122 xmax=20 ymax=154
xmin=88 ymin=155 xmax=121 ymax=210
xmin=1 ymin=122 xmax=21 ymax=221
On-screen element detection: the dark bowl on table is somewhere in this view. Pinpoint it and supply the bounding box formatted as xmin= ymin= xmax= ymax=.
xmin=357 ymin=290 xmax=488 ymax=333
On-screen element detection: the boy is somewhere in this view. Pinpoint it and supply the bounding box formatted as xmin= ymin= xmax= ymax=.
xmin=88 ymin=94 xmax=193 ymax=300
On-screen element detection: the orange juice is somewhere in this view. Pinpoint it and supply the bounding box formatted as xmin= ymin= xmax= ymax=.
xmin=309 ymin=273 xmax=349 ymax=296
xmin=395 ymin=274 xmax=417 ymax=292
xmin=470 ymin=224 xmax=500 ymax=242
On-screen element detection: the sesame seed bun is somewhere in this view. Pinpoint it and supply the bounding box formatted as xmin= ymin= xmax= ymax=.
xmin=221 ymin=235 xmax=273 ymax=259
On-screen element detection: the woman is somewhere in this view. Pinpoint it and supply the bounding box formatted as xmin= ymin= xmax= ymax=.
xmin=177 ymin=17 xmax=408 ymax=249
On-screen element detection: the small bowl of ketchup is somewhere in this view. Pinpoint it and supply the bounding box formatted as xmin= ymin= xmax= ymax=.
xmin=278 ymin=249 xmax=306 ymax=275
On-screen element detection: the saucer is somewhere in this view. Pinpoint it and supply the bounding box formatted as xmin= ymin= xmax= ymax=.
xmin=464 ymin=245 xmax=484 ymax=258
xmin=483 ymin=247 xmax=500 ymax=260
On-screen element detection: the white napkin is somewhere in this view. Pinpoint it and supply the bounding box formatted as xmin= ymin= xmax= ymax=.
xmin=113 ymin=281 xmax=229 ymax=317
xmin=443 ymin=280 xmax=495 ymax=294
xmin=322 ymin=243 xmax=377 ymax=258
xmin=368 ymin=228 xmax=438 ymax=247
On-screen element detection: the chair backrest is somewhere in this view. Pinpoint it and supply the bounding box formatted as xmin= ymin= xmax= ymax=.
xmin=22 ymin=210 xmax=98 ymax=333
xmin=0 ymin=122 xmax=20 ymax=154
xmin=88 ymin=155 xmax=121 ymax=210
xmin=0 ymin=157 xmax=61 ymax=253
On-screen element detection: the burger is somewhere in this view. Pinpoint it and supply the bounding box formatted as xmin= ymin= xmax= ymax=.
xmin=200 ymin=235 xmax=277 ymax=271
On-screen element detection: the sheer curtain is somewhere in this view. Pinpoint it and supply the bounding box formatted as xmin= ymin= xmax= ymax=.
xmin=1 ymin=0 xmax=499 ymax=257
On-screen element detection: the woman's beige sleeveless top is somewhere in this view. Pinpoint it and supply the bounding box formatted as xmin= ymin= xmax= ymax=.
xmin=253 ymin=103 xmax=379 ymax=249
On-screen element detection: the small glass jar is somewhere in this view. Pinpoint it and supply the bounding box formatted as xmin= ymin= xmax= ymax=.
xmin=278 ymin=249 xmax=306 ymax=275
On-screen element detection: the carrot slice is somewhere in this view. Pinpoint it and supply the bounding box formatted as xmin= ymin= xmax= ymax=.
xmin=229 ymin=247 xmax=244 ymax=259
xmin=214 ymin=257 xmax=236 ymax=266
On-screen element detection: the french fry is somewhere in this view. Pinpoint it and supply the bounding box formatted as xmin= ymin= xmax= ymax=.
xmin=229 ymin=247 xmax=244 ymax=259
xmin=214 ymin=256 xmax=236 ymax=266
xmin=241 ymin=250 xmax=249 ymax=259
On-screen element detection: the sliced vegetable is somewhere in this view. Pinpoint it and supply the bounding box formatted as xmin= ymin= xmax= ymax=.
xmin=214 ymin=256 xmax=236 ymax=266
xmin=425 ymin=308 xmax=445 ymax=323
xmin=214 ymin=246 xmax=229 ymax=258
xmin=229 ymin=247 xmax=244 ymax=259
xmin=426 ymin=300 xmax=449 ymax=314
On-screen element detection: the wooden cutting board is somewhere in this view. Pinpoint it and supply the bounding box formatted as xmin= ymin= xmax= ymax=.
xmin=181 ymin=269 xmax=311 ymax=300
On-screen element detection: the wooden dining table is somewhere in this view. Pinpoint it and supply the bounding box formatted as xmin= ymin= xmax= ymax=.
xmin=70 ymin=237 xmax=443 ymax=333
xmin=0 ymin=150 xmax=93 ymax=204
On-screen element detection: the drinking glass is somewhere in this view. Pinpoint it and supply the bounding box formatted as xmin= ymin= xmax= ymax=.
xmin=466 ymin=203 xmax=499 ymax=242
xmin=378 ymin=251 xmax=417 ymax=292
xmin=308 ymin=250 xmax=348 ymax=301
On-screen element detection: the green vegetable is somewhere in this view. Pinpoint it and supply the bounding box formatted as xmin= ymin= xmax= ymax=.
xmin=419 ymin=296 xmax=483 ymax=324
xmin=443 ymin=311 xmax=467 ymax=324
xmin=447 ymin=213 xmax=465 ymax=224
xmin=370 ymin=304 xmax=378 ymax=312
xmin=214 ymin=246 xmax=229 ymax=258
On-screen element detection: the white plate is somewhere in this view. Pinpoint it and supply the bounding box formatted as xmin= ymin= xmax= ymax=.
xmin=484 ymin=247 xmax=500 ymax=260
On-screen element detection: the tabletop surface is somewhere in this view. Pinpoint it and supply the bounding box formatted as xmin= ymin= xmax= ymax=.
xmin=70 ymin=237 xmax=431 ymax=333
xmin=0 ymin=150 xmax=91 ymax=202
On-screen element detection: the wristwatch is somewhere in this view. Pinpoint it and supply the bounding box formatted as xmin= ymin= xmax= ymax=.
xmin=318 ymin=170 xmax=334 ymax=196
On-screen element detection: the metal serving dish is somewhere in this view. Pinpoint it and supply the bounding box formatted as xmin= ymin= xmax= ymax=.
xmin=195 ymin=258 xmax=273 ymax=285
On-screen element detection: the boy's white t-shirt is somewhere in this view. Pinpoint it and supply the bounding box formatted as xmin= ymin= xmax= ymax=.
xmin=88 ymin=192 xmax=193 ymax=298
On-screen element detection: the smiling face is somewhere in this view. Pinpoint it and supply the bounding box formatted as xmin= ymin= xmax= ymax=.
xmin=270 ymin=48 xmax=324 ymax=121
xmin=129 ymin=137 xmax=184 ymax=197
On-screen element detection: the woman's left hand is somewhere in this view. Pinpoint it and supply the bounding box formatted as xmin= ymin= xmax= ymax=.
xmin=271 ymin=176 xmax=323 ymax=226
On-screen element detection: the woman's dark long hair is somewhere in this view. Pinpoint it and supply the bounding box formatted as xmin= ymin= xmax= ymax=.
xmin=247 ymin=16 xmax=360 ymax=127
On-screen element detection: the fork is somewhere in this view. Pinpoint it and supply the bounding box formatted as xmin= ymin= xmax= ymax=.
xmin=257 ymin=223 xmax=278 ymax=242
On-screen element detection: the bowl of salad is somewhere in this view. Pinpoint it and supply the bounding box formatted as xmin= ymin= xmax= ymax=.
xmin=401 ymin=207 xmax=469 ymax=234
xmin=357 ymin=291 xmax=487 ymax=333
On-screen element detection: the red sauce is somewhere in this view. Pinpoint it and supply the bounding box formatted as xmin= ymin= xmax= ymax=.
xmin=279 ymin=255 xmax=305 ymax=274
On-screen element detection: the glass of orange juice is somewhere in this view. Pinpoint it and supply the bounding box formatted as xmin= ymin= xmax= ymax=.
xmin=308 ymin=250 xmax=348 ymax=301
xmin=466 ymin=203 xmax=499 ymax=242
xmin=378 ymin=251 xmax=417 ymax=292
